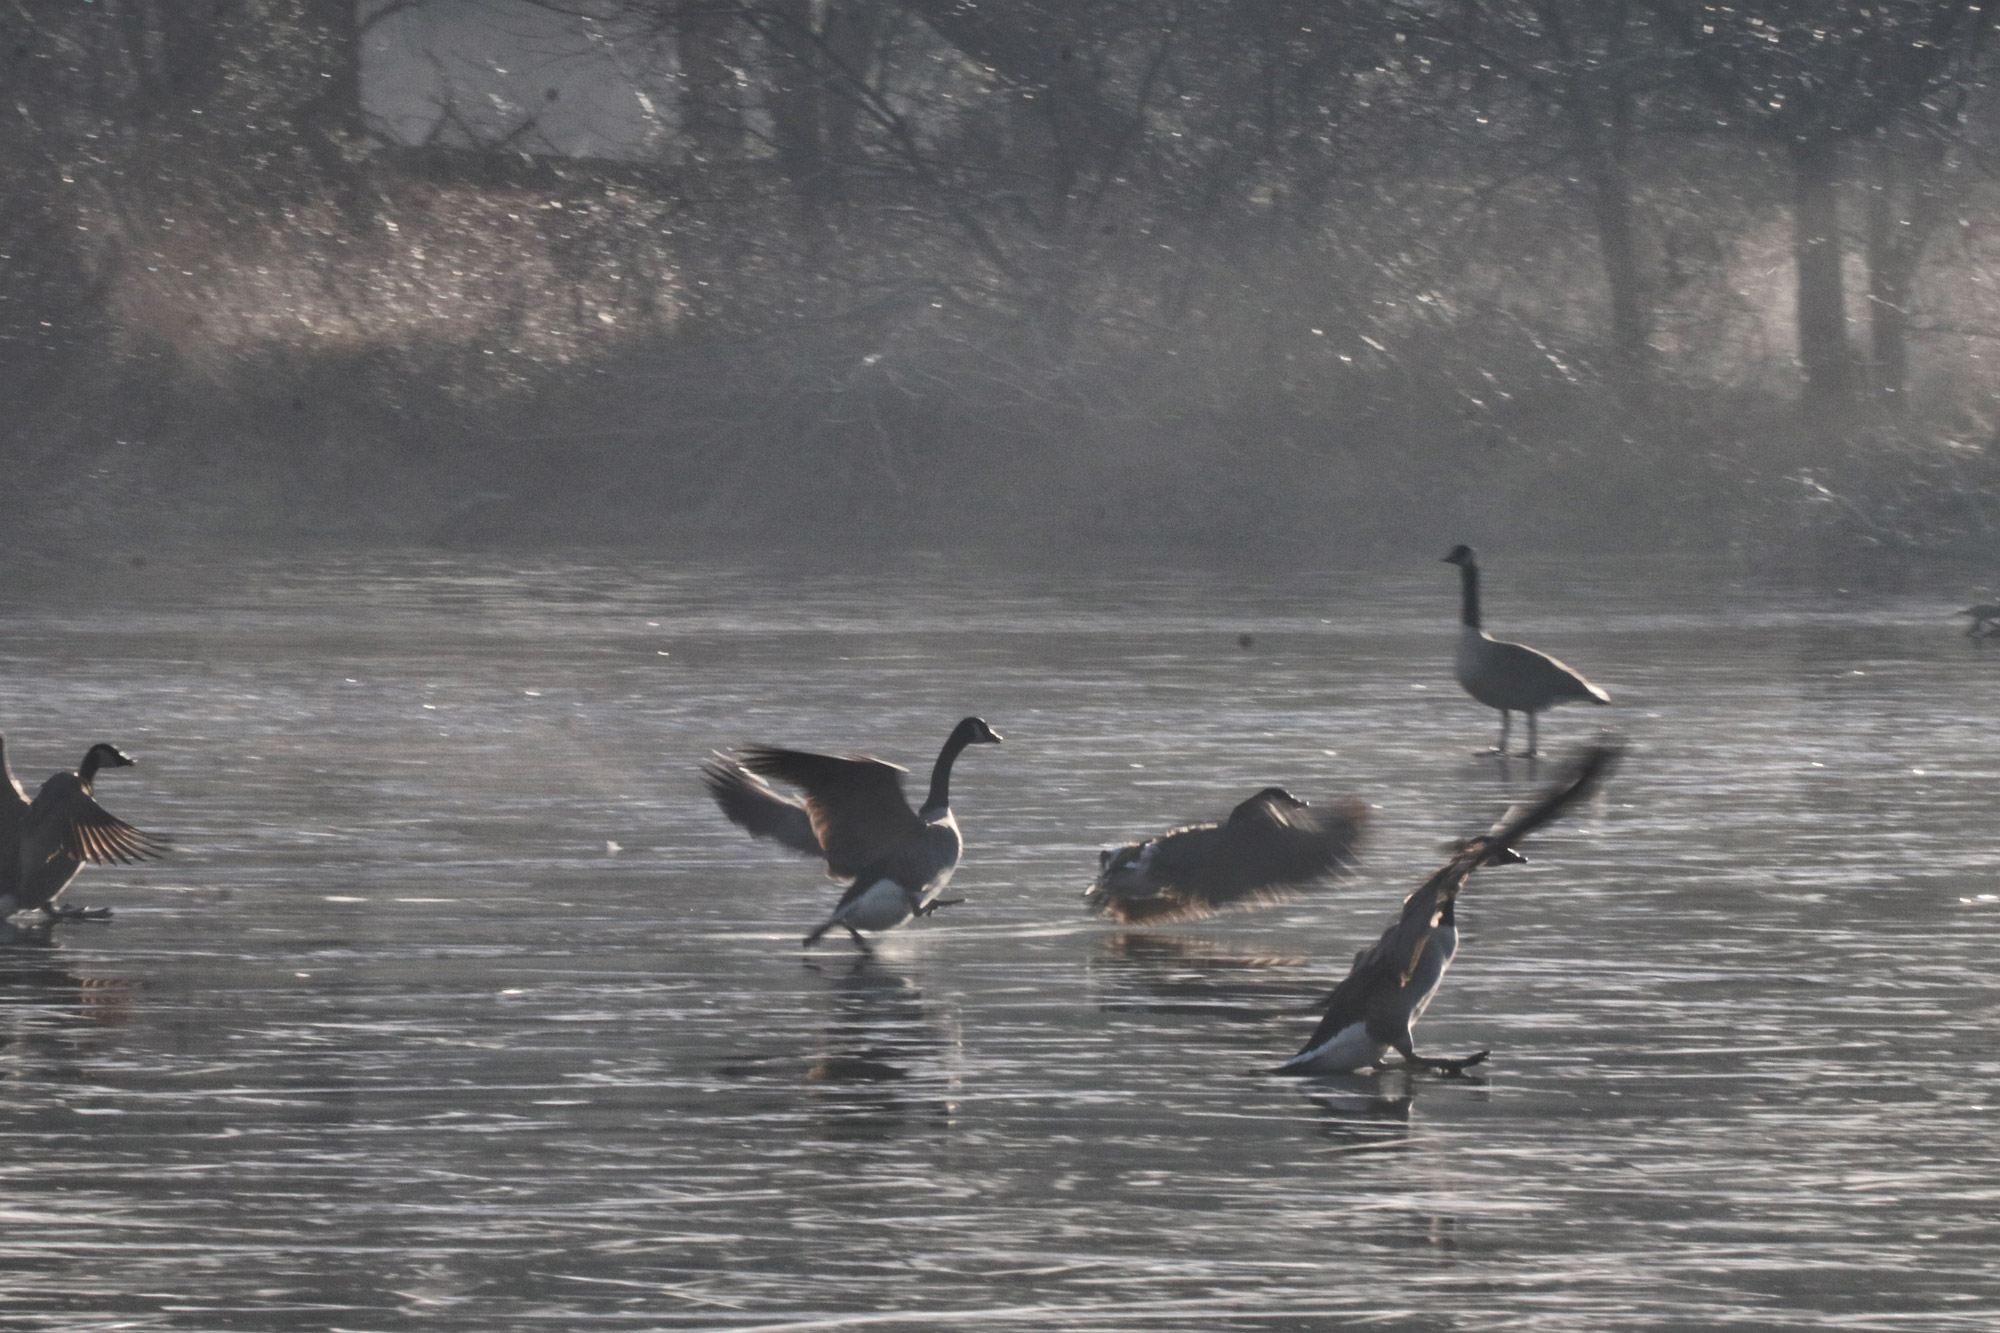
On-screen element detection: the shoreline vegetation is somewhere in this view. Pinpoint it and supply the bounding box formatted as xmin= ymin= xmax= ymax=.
xmin=6 ymin=5 xmax=2000 ymax=571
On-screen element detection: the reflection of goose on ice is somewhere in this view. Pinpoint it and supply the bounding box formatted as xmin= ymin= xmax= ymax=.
xmin=804 ymin=954 xmax=945 ymax=1083
xmin=1299 ymin=1083 xmax=1416 ymax=1142
xmin=702 ymin=717 xmax=1001 ymax=948
xmin=0 ymin=948 xmax=143 ymax=1047
xmin=799 ymin=954 xmax=960 ymax=1136
xmin=1957 ymin=603 xmax=2000 ymax=638
xmin=1281 ymin=743 xmax=1619 ymax=1076
xmin=1092 ymin=931 xmax=1315 ymax=1022
xmin=1086 ymin=787 xmax=1366 ymax=926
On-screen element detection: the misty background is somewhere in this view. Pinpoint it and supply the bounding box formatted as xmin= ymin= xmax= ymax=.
xmin=6 ymin=0 xmax=2000 ymax=566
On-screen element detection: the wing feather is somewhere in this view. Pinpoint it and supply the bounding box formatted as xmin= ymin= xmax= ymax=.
xmin=737 ymin=746 xmax=921 ymax=878
xmin=701 ymin=754 xmax=824 ymax=858
xmin=51 ymin=797 xmax=170 ymax=865
xmin=1087 ymin=793 xmax=1367 ymax=924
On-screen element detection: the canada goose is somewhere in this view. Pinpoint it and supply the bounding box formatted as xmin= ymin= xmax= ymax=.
xmin=1957 ymin=604 xmax=2000 ymax=638
xmin=702 ymin=716 xmax=1002 ymax=949
xmin=1086 ymin=787 xmax=1367 ymax=925
xmin=1280 ymin=742 xmax=1619 ymax=1076
xmin=0 ymin=739 xmax=169 ymax=921
xmin=1442 ymin=545 xmax=1609 ymax=756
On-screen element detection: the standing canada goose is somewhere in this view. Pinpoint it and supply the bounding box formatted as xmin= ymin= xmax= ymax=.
xmin=1280 ymin=742 xmax=1619 ymax=1076
xmin=702 ymin=716 xmax=1002 ymax=949
xmin=0 ymin=739 xmax=170 ymax=921
xmin=1957 ymin=604 xmax=2000 ymax=638
xmin=1086 ymin=787 xmax=1367 ymax=925
xmin=1442 ymin=545 xmax=1609 ymax=756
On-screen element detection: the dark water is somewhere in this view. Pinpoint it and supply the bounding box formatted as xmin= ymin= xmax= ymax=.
xmin=1 ymin=553 xmax=1996 ymax=1331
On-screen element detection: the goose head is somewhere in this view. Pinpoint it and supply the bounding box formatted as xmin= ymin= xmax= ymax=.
xmin=1441 ymin=544 xmax=1477 ymax=568
xmin=83 ymin=743 xmax=136 ymax=771
xmin=78 ymin=743 xmax=136 ymax=782
xmin=1095 ymin=839 xmax=1156 ymax=882
xmin=951 ymin=717 xmax=1004 ymax=747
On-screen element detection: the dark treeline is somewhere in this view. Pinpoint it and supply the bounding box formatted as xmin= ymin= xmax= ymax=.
xmin=5 ymin=1 xmax=2000 ymax=563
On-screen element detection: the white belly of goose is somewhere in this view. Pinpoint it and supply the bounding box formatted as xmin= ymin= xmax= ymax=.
xmin=837 ymin=879 xmax=918 ymax=933
xmin=1281 ymin=1021 xmax=1388 ymax=1075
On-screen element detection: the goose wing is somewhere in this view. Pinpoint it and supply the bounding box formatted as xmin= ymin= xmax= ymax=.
xmin=1291 ymin=743 xmax=1618 ymax=1057
xmin=23 ymin=774 xmax=170 ymax=866
xmin=737 ymin=746 xmax=921 ymax=879
xmin=1214 ymin=793 xmax=1366 ymax=900
xmin=701 ymin=754 xmax=823 ymax=857
xmin=1086 ymin=795 xmax=1368 ymax=925
xmin=1488 ymin=638 xmax=1610 ymax=705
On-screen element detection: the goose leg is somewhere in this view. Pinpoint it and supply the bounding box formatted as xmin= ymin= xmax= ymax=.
xmin=1488 ymin=710 xmax=1511 ymax=756
xmin=842 ymin=924 xmax=874 ymax=953
xmin=1524 ymin=711 xmax=1539 ymax=758
xmin=803 ymin=918 xmax=835 ymax=949
xmin=914 ymin=897 xmax=963 ymax=917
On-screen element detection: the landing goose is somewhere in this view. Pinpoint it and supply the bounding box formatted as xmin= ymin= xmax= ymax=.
xmin=1086 ymin=787 xmax=1367 ymax=925
xmin=1280 ymin=742 xmax=1619 ymax=1076
xmin=0 ymin=739 xmax=170 ymax=921
xmin=1443 ymin=545 xmax=1609 ymax=756
xmin=703 ymin=716 xmax=1002 ymax=948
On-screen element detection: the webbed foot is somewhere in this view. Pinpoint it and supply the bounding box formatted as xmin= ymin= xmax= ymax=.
xmin=43 ymin=905 xmax=113 ymax=922
xmin=1418 ymin=1050 xmax=1489 ymax=1076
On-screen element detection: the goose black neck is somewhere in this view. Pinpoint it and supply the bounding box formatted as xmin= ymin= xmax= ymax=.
xmin=78 ymin=749 xmax=104 ymax=785
xmin=1458 ymin=561 xmax=1482 ymax=629
xmin=923 ymin=732 xmax=974 ymax=815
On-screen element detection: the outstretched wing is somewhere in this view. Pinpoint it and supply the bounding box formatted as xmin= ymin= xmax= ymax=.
xmin=25 ymin=775 xmax=170 ymax=866
xmin=737 ymin=746 xmax=920 ymax=879
xmin=1086 ymin=794 xmax=1368 ymax=925
xmin=1292 ymin=743 xmax=1619 ymax=1056
xmin=1214 ymin=793 xmax=1367 ymax=902
xmin=701 ymin=754 xmax=823 ymax=858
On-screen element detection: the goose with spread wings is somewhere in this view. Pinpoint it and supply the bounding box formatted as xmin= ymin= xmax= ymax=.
xmin=1280 ymin=743 xmax=1619 ymax=1075
xmin=1086 ymin=787 xmax=1367 ymax=925
xmin=702 ymin=716 xmax=1002 ymax=948
xmin=0 ymin=738 xmax=170 ymax=922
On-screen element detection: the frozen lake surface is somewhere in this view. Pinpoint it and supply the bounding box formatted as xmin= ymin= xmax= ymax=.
xmin=0 ymin=551 xmax=1996 ymax=1330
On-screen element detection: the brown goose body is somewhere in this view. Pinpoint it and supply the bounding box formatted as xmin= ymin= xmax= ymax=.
xmin=1281 ymin=743 xmax=1619 ymax=1075
xmin=703 ymin=717 xmax=1002 ymax=948
xmin=1087 ymin=787 xmax=1367 ymax=925
xmin=1443 ymin=546 xmax=1609 ymax=756
xmin=0 ymin=740 xmax=169 ymax=920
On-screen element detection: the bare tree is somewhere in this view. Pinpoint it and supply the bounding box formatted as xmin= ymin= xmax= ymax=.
xmin=1650 ymin=0 xmax=2000 ymax=418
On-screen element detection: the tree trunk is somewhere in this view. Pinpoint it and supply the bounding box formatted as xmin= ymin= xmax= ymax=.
xmin=678 ymin=5 xmax=744 ymax=164
xmin=1787 ymin=134 xmax=1855 ymax=416
xmin=1581 ymin=140 xmax=1650 ymax=398
xmin=762 ymin=0 xmax=831 ymax=249
xmin=1863 ymin=129 xmax=1947 ymax=410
